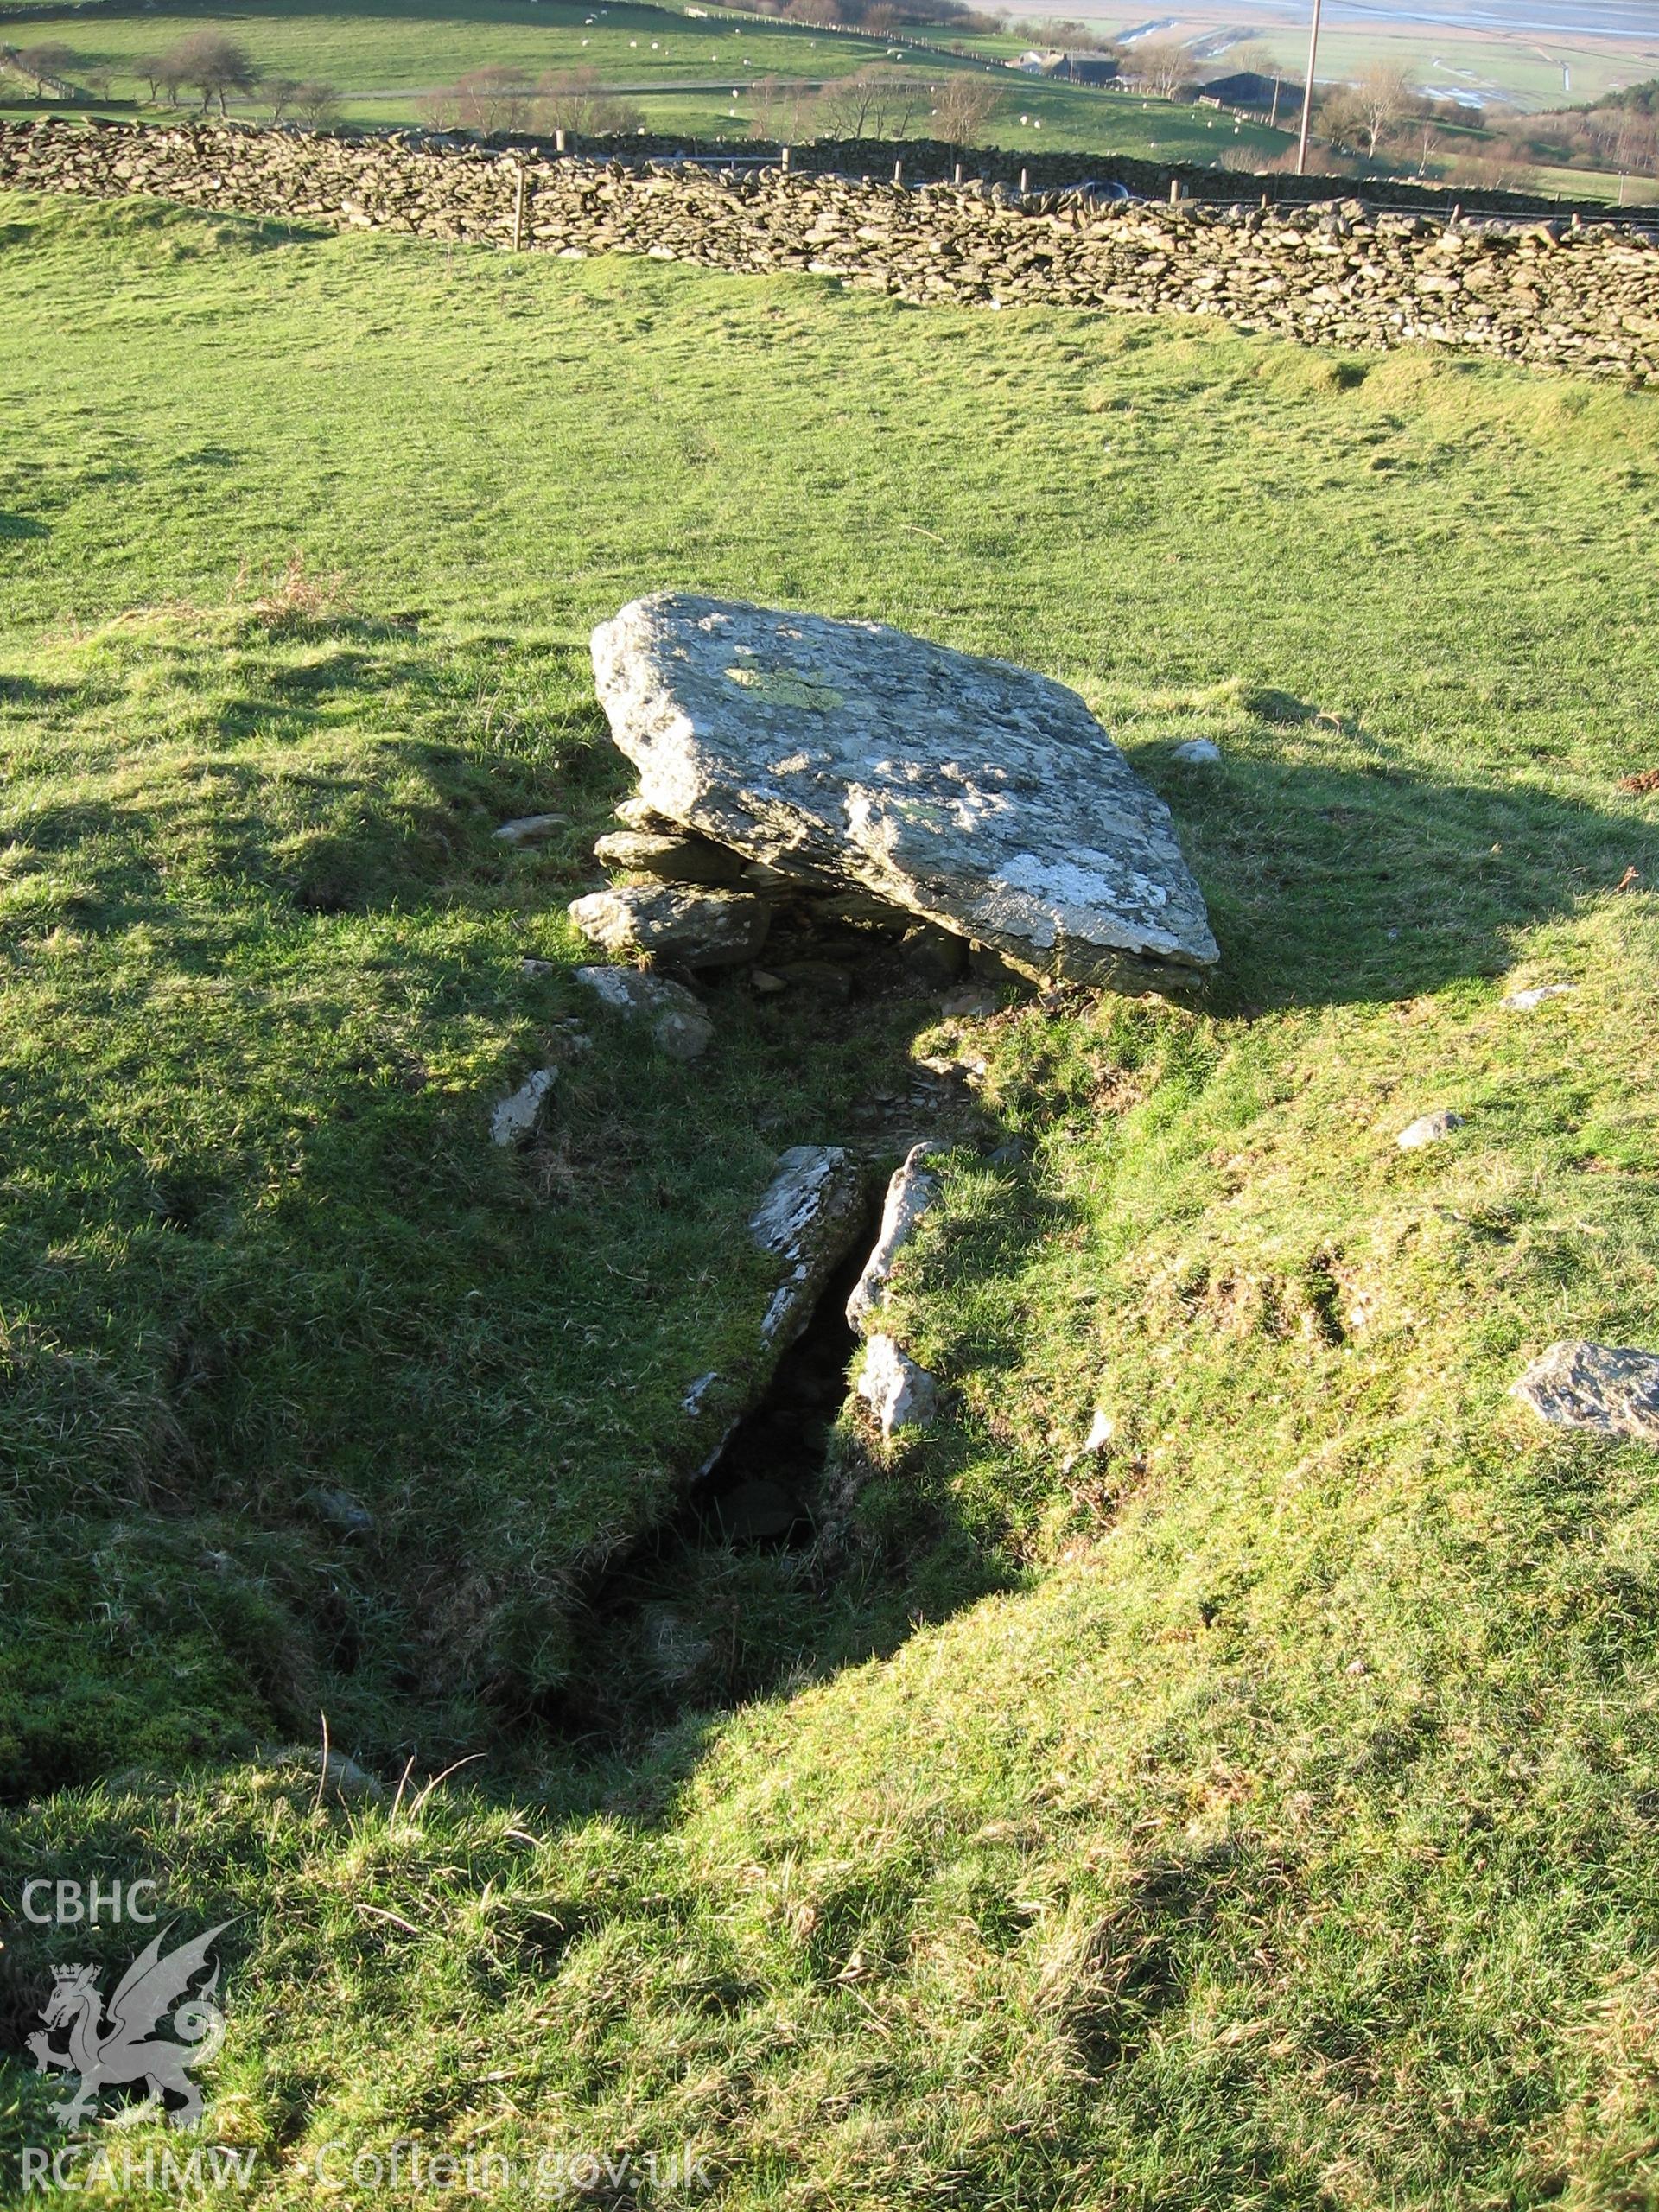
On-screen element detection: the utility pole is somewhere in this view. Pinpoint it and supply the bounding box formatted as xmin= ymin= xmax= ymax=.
xmin=1295 ymin=0 xmax=1323 ymax=176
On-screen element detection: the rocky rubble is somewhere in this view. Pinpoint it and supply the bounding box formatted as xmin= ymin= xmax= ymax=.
xmin=2 ymin=120 xmax=1656 ymax=380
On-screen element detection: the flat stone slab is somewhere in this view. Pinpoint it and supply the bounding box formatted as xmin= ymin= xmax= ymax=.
xmin=1512 ymin=1341 xmax=1659 ymax=1445
xmin=1503 ymin=983 xmax=1577 ymax=1010
xmin=592 ymin=829 xmax=751 ymax=887
xmin=568 ymin=882 xmax=771 ymax=969
xmin=591 ymin=594 xmax=1218 ymax=990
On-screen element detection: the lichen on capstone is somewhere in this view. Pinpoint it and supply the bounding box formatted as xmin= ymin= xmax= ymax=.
xmin=589 ymin=594 xmax=1218 ymax=992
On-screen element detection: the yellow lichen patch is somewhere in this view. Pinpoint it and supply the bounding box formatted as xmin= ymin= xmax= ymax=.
xmin=724 ymin=664 xmax=845 ymax=711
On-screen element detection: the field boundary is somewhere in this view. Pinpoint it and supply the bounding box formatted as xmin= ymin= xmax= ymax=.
xmin=2 ymin=116 xmax=1655 ymax=380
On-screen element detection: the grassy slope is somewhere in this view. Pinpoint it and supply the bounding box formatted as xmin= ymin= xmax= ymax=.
xmin=0 ymin=0 xmax=1294 ymax=160
xmin=4 ymin=191 xmax=1659 ymax=2202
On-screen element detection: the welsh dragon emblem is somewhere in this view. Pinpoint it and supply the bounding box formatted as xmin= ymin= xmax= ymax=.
xmin=26 ymin=1921 xmax=232 ymax=2131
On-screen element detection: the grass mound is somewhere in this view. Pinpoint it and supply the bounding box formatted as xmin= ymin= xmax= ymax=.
xmin=3 ymin=190 xmax=1659 ymax=2202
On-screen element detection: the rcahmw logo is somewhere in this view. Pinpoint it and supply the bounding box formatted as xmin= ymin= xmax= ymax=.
xmin=22 ymin=1913 xmax=234 ymax=2133
xmin=21 ymin=2145 xmax=257 ymax=2196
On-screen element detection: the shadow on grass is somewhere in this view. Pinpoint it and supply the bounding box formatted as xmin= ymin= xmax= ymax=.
xmin=6 ymin=616 xmax=1656 ymax=1844
xmin=1146 ymin=743 xmax=1659 ymax=1014
xmin=0 ymin=673 xmax=78 ymax=705
xmin=0 ymin=512 xmax=48 ymax=541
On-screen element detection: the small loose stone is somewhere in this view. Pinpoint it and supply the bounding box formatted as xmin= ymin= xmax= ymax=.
xmin=1502 ymin=982 xmax=1577 ymax=1009
xmin=1512 ymin=1341 xmax=1659 ymax=1445
xmin=490 ymin=1067 xmax=556 ymax=1146
xmin=1396 ymin=1109 xmax=1465 ymax=1149
xmin=493 ymin=813 xmax=567 ymax=845
xmin=857 ymin=1333 xmax=939 ymax=1438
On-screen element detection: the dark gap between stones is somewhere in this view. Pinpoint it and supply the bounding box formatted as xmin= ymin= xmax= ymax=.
xmin=691 ymin=1230 xmax=868 ymax=1550
xmin=532 ymin=1220 xmax=877 ymax=1744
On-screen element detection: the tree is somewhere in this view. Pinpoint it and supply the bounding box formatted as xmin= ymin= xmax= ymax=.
xmin=1316 ymin=86 xmax=1366 ymax=156
xmin=454 ymin=64 xmax=532 ymax=136
xmin=748 ymin=71 xmax=811 ymax=142
xmin=1352 ymin=61 xmax=1411 ymax=157
xmin=931 ymin=72 xmax=998 ymax=147
xmin=536 ymin=67 xmax=645 ymax=136
xmin=266 ymin=74 xmax=302 ymax=122
xmin=811 ymin=66 xmax=929 ymax=139
xmin=1128 ymin=39 xmax=1188 ymax=99
xmin=16 ymin=43 xmax=78 ymax=93
xmin=1029 ymin=19 xmax=1118 ymax=54
xmin=293 ymin=80 xmax=341 ymax=130
xmin=147 ymin=48 xmax=194 ymax=105
xmin=164 ymin=31 xmax=260 ymax=116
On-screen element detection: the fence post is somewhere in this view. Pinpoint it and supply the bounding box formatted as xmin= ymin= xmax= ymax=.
xmin=893 ymin=157 xmax=903 ymax=186
xmin=1019 ymin=166 xmax=1027 ymax=194
xmin=781 ymin=143 xmax=790 ymax=171
xmin=555 ymin=126 xmax=566 ymax=156
xmin=512 ymin=162 xmax=526 ymax=251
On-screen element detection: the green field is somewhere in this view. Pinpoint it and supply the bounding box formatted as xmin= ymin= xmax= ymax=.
xmin=0 ymin=0 xmax=916 ymax=112
xmin=0 ymin=0 xmax=1296 ymax=162
xmin=5 ymin=184 xmax=1659 ymax=2203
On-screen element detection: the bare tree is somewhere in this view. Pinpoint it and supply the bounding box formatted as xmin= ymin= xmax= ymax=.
xmin=536 ymin=67 xmax=645 ymax=135
xmin=454 ymin=64 xmax=532 ymax=136
xmin=293 ymin=80 xmax=341 ymax=130
xmin=931 ymin=71 xmax=998 ymax=147
xmin=1351 ymin=61 xmax=1411 ymax=157
xmin=266 ymin=74 xmax=302 ymax=122
xmin=1127 ymin=38 xmax=1189 ymax=99
xmin=1599 ymin=103 xmax=1659 ymax=179
xmin=165 ymin=31 xmax=260 ymax=116
xmin=149 ymin=48 xmax=194 ymax=105
xmin=748 ymin=71 xmax=811 ymax=142
xmin=811 ymin=65 xmax=929 ymax=138
xmin=1227 ymin=38 xmax=1277 ymax=75
xmin=1030 ymin=19 xmax=1117 ymax=54
xmin=15 ymin=43 xmax=78 ymax=93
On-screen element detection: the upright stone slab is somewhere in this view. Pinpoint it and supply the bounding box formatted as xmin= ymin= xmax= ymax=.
xmin=591 ymin=594 xmax=1218 ymax=990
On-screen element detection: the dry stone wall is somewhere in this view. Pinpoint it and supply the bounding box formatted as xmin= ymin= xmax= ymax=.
xmin=3 ymin=118 xmax=1656 ymax=380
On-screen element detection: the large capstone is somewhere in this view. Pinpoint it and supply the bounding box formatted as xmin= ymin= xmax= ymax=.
xmin=591 ymin=594 xmax=1218 ymax=989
